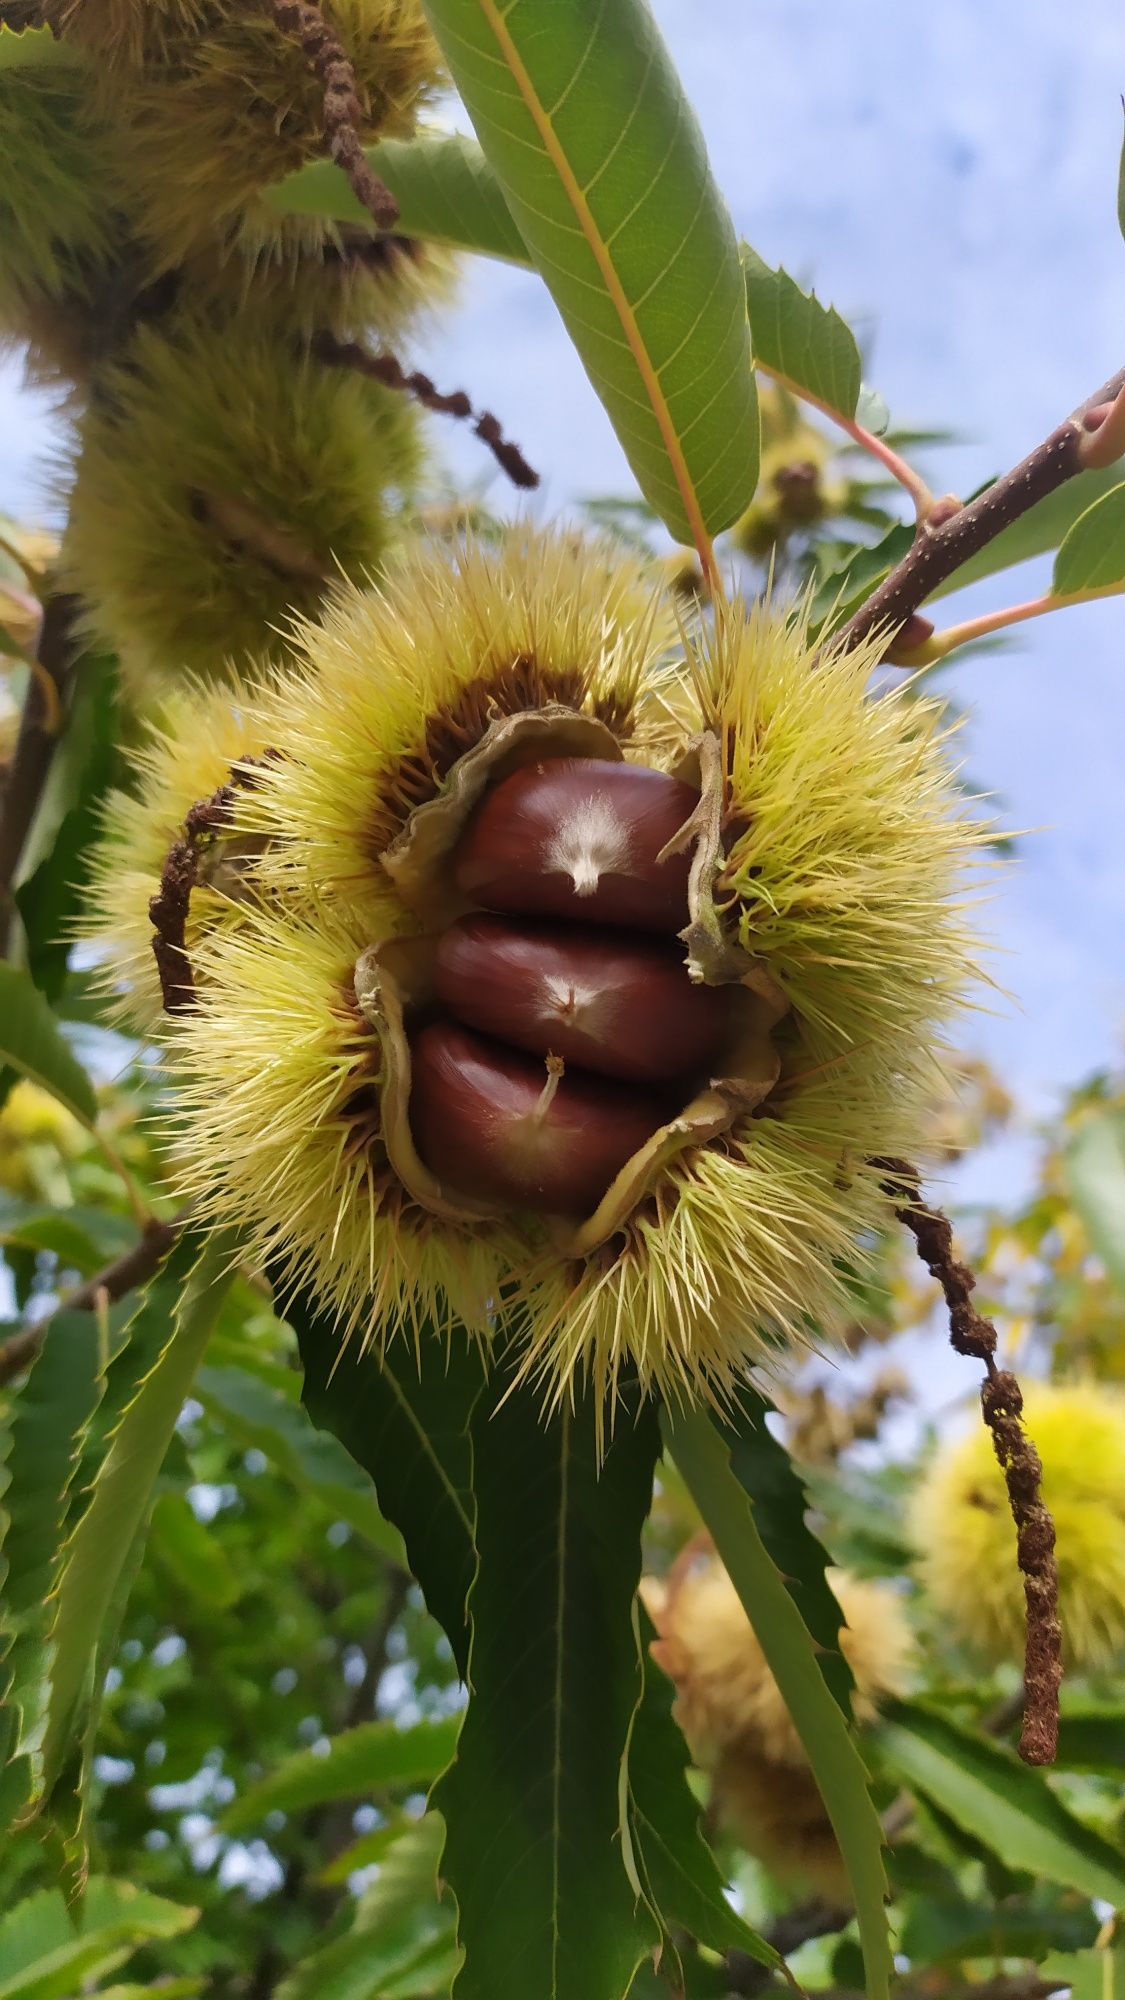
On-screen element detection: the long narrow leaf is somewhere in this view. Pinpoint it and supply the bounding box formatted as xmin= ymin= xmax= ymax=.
xmin=37 ymin=1229 xmax=239 ymax=1800
xmin=1063 ymin=1108 xmax=1125 ymax=1293
xmin=265 ymin=130 xmax=529 ymax=263
xmin=421 ymin=0 xmax=758 ymax=548
xmin=221 ymin=1717 xmax=461 ymax=1835
xmin=293 ymin=1287 xmax=484 ymax=1677
xmin=627 ymin=1616 xmax=780 ymax=1979
xmin=742 ymin=246 xmax=862 ymax=419
xmin=0 ymin=1310 xmax=106 ymax=1830
xmin=1052 ymin=480 xmax=1125 ymax=593
xmin=875 ymin=1700 xmax=1125 ymax=1903
xmin=433 ymin=1370 xmax=661 ymax=2000
xmin=664 ymin=1403 xmax=891 ymax=2000
xmin=0 ymin=965 xmax=98 ymax=1126
xmin=196 ymin=1361 xmax=404 ymax=1561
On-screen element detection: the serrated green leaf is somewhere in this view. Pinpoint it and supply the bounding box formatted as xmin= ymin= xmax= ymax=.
xmin=148 ymin=1489 xmax=241 ymax=1610
xmin=37 ymin=1229 xmax=239 ymax=1802
xmin=0 ymin=1879 xmax=195 ymax=2000
xmin=0 ymin=22 xmax=83 ymax=70
xmin=626 ymin=1613 xmax=779 ymax=1977
xmin=1063 ymin=1108 xmax=1125 ymax=1293
xmin=1052 ymin=480 xmax=1125 ymax=593
xmin=422 ymin=0 xmax=758 ymax=544
xmin=15 ymin=651 xmax=120 ymax=1002
xmin=0 ymin=1198 xmax=133 ymax=1277
xmin=1056 ymin=1700 xmax=1125 ymax=1770
xmin=742 ymin=245 xmax=861 ymax=420
xmin=715 ymin=1385 xmax=854 ymax=1714
xmin=278 ymin=1817 xmax=458 ymax=2000
xmin=0 ymin=1308 xmax=107 ymax=1825
xmin=663 ymin=1403 xmax=891 ymax=2000
xmin=0 ymin=966 xmax=98 ymax=1127
xmin=900 ymin=1888 xmax=1098 ymax=1966
xmin=1041 ymin=1946 xmax=1125 ymax=2000
xmin=195 ymin=1362 xmax=403 ymax=1562
xmin=315 ymin=1818 xmax=407 ymax=1886
xmin=265 ymin=129 xmax=529 ymax=263
xmin=222 ymin=1716 xmax=460 ymax=1835
xmin=874 ymin=1700 xmax=1125 ymax=1903
xmin=433 ymin=1367 xmax=661 ymax=2000
xmin=291 ymin=1283 xmax=484 ymax=1677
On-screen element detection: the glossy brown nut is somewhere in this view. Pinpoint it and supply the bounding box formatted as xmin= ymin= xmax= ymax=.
xmin=434 ymin=913 xmax=729 ymax=1083
xmin=409 ymin=1018 xmax=666 ymax=1214
xmin=453 ymin=757 xmax=699 ymax=932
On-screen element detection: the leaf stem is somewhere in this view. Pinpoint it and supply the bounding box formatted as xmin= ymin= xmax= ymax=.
xmin=755 ymin=362 xmax=935 ymax=519
xmin=0 ymin=1209 xmax=188 ymax=1389
xmin=835 ymin=362 xmax=1125 ymax=655
xmin=890 ymin=580 xmax=1125 ymax=664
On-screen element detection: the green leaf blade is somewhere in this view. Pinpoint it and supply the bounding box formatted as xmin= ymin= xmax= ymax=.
xmin=291 ymin=1287 xmax=483 ymax=1678
xmin=875 ymin=1700 xmax=1125 ymax=1904
xmin=1052 ymin=480 xmax=1125 ymax=593
xmin=627 ymin=1615 xmax=779 ymax=1976
xmin=433 ymin=1371 xmax=661 ymax=2000
xmin=37 ymin=1229 xmax=239 ymax=1801
xmin=1063 ymin=1107 xmax=1125 ymax=1292
xmin=196 ymin=1361 xmax=404 ymax=1561
xmin=266 ymin=130 xmax=531 ymax=263
xmin=742 ymin=245 xmax=862 ymax=419
xmin=221 ymin=1717 xmax=461 ymax=1835
xmin=0 ymin=965 xmax=98 ymax=1127
xmin=664 ymin=1402 xmax=891 ymax=2000
xmin=422 ymin=0 xmax=758 ymax=543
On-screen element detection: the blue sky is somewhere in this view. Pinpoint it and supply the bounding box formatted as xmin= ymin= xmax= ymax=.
xmin=3 ymin=0 xmax=1124 ymax=1116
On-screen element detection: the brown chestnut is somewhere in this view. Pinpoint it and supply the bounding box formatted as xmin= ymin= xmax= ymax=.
xmin=434 ymin=913 xmax=729 ymax=1084
xmin=409 ymin=1019 xmax=666 ymax=1214
xmin=453 ymin=757 xmax=699 ymax=932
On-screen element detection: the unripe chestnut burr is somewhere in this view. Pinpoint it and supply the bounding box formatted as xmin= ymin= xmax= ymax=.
xmin=453 ymin=757 xmax=699 ymax=932
xmin=409 ymin=1019 xmax=666 ymax=1214
xmin=434 ymin=914 xmax=729 ymax=1084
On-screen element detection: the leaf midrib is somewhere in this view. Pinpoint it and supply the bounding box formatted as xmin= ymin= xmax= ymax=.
xmin=471 ymin=0 xmax=714 ymax=574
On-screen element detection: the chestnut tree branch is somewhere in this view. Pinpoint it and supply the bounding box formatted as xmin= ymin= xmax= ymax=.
xmin=835 ymin=363 xmax=1125 ymax=654
xmin=0 ymin=1211 xmax=187 ymax=1388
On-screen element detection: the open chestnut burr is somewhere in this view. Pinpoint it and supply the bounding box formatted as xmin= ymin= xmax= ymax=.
xmin=405 ymin=757 xmax=732 ymax=1214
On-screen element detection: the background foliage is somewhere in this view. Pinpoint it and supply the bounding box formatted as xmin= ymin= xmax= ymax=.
xmin=2 ymin=2 xmax=1125 ymax=1998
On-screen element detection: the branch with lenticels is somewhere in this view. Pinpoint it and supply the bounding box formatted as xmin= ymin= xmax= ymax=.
xmin=834 ymin=362 xmax=1125 ymax=656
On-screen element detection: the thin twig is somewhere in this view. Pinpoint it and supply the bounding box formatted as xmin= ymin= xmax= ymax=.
xmin=311 ymin=331 xmax=540 ymax=490
xmin=756 ymin=362 xmax=935 ymax=520
xmin=0 ymin=593 xmax=79 ymax=957
xmin=263 ymin=0 xmax=399 ymax=230
xmin=834 ymin=363 xmax=1125 ymax=654
xmin=0 ymin=1211 xmax=186 ymax=1388
xmin=877 ymin=1159 xmax=1062 ymax=1765
xmin=889 ymin=579 xmax=1125 ymax=665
